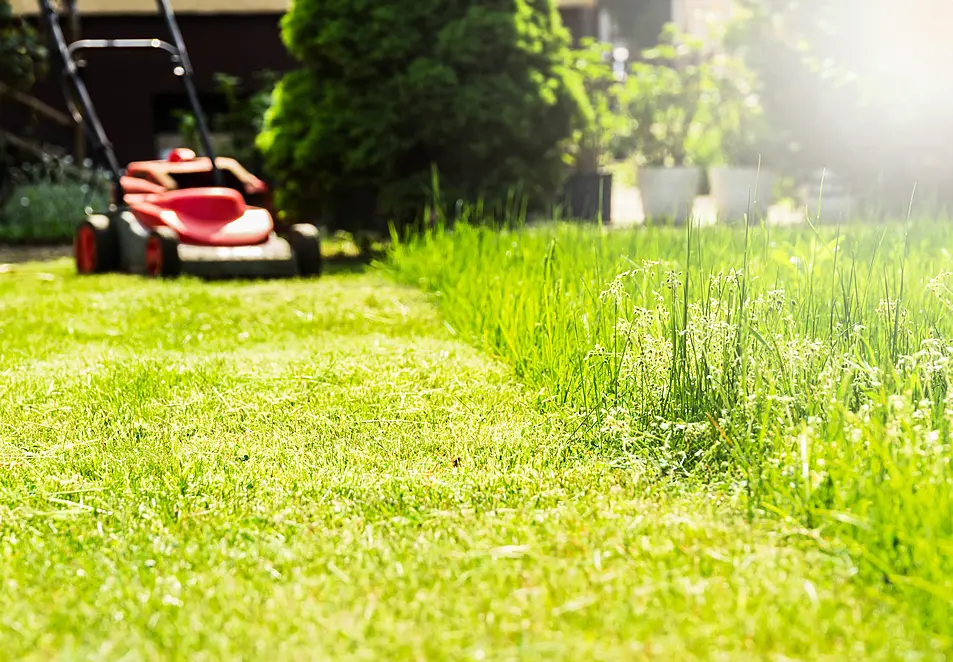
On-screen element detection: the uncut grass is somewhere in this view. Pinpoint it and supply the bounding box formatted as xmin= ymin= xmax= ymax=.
xmin=0 ymin=260 xmax=942 ymax=659
xmin=387 ymin=218 xmax=953 ymax=638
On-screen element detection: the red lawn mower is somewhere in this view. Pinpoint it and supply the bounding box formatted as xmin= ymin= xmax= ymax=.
xmin=39 ymin=0 xmax=320 ymax=279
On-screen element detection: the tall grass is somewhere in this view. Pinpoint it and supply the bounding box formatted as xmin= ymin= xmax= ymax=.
xmin=386 ymin=217 xmax=953 ymax=636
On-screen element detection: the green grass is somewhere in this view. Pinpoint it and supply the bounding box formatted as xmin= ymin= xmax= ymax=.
xmin=387 ymin=218 xmax=953 ymax=650
xmin=0 ymin=256 xmax=944 ymax=659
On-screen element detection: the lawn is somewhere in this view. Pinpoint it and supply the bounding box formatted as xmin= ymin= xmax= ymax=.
xmin=0 ymin=225 xmax=949 ymax=659
xmin=387 ymin=219 xmax=953 ymax=651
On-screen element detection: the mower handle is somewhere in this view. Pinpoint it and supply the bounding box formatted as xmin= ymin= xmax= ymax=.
xmin=37 ymin=0 xmax=224 ymax=187
xmin=67 ymin=39 xmax=179 ymax=59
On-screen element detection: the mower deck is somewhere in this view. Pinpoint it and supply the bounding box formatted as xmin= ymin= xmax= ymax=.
xmin=116 ymin=206 xmax=300 ymax=279
xmin=76 ymin=206 xmax=320 ymax=280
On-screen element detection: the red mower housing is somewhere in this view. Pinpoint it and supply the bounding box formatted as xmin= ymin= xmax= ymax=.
xmin=117 ymin=149 xmax=277 ymax=247
xmin=75 ymin=148 xmax=318 ymax=279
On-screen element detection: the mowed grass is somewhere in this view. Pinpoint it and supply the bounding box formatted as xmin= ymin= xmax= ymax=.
xmin=0 ymin=257 xmax=944 ymax=659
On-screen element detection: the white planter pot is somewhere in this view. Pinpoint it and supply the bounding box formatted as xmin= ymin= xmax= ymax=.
xmin=638 ymin=166 xmax=701 ymax=224
xmin=709 ymin=166 xmax=776 ymax=224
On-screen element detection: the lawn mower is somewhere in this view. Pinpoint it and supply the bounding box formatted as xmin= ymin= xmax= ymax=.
xmin=38 ymin=0 xmax=321 ymax=279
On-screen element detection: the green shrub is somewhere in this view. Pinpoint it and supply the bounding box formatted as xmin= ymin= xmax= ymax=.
xmin=1 ymin=0 xmax=49 ymax=171
xmin=176 ymin=71 xmax=277 ymax=176
xmin=258 ymin=0 xmax=589 ymax=233
xmin=213 ymin=72 xmax=277 ymax=175
xmin=0 ymin=0 xmax=46 ymax=90
xmin=568 ymin=39 xmax=630 ymax=173
xmin=704 ymin=47 xmax=782 ymax=169
xmin=0 ymin=159 xmax=110 ymax=244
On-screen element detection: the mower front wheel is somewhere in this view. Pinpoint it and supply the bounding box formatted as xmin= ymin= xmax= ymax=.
xmin=145 ymin=227 xmax=182 ymax=278
xmin=74 ymin=215 xmax=118 ymax=274
xmin=283 ymin=224 xmax=322 ymax=277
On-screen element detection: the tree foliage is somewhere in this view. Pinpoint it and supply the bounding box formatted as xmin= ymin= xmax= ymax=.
xmin=569 ymin=38 xmax=628 ymax=172
xmin=176 ymin=71 xmax=277 ymax=177
xmin=0 ymin=0 xmax=46 ymax=89
xmin=258 ymin=0 xmax=589 ymax=231
xmin=1 ymin=1 xmax=48 ymax=174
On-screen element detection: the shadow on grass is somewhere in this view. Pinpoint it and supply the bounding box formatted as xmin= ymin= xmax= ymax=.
xmin=195 ymin=248 xmax=389 ymax=283
xmin=322 ymin=249 xmax=387 ymax=276
xmin=0 ymin=244 xmax=73 ymax=264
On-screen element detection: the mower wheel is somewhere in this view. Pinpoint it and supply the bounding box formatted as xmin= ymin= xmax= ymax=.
xmin=144 ymin=227 xmax=182 ymax=278
xmin=283 ymin=224 xmax=323 ymax=277
xmin=74 ymin=215 xmax=119 ymax=274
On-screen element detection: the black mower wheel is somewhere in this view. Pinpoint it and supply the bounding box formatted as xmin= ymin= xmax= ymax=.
xmin=144 ymin=227 xmax=182 ymax=278
xmin=74 ymin=215 xmax=119 ymax=274
xmin=284 ymin=223 xmax=323 ymax=277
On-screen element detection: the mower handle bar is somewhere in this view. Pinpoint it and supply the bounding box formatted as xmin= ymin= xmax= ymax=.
xmin=67 ymin=38 xmax=180 ymax=59
xmin=38 ymin=0 xmax=223 ymax=187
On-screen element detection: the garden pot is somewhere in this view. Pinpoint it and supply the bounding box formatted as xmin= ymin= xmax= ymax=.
xmin=638 ymin=166 xmax=700 ymax=225
xmin=709 ymin=166 xmax=776 ymax=224
xmin=563 ymin=171 xmax=613 ymax=223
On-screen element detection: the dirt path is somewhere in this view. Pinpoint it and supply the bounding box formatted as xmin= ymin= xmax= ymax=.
xmin=0 ymin=244 xmax=72 ymax=265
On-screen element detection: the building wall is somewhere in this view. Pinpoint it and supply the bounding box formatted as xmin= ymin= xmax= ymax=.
xmin=6 ymin=14 xmax=294 ymax=163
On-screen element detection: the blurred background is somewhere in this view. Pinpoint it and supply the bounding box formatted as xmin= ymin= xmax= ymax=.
xmin=3 ymin=0 xmax=953 ymax=241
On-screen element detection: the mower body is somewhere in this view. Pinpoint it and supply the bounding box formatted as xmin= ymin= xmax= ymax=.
xmin=75 ymin=149 xmax=321 ymax=278
xmin=39 ymin=0 xmax=322 ymax=279
xmin=81 ymin=210 xmax=302 ymax=280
